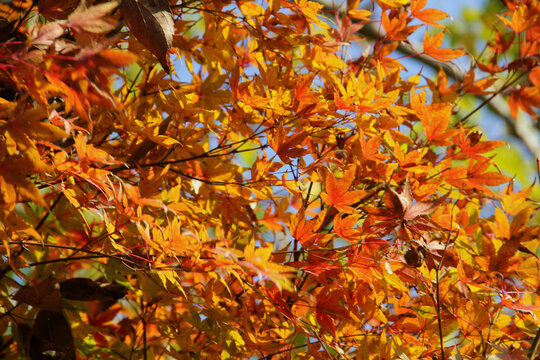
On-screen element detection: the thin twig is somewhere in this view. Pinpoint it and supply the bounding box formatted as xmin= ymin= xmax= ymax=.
xmin=8 ymin=242 xmax=140 ymax=268
xmin=435 ymin=268 xmax=445 ymax=360
xmin=529 ymin=327 xmax=540 ymax=359
xmin=460 ymin=71 xmax=527 ymax=124
xmin=140 ymin=298 xmax=148 ymax=360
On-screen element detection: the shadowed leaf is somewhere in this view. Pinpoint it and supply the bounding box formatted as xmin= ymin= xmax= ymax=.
xmin=13 ymin=276 xmax=63 ymax=312
xmin=120 ymin=0 xmax=174 ymax=72
xmin=29 ymin=310 xmax=75 ymax=360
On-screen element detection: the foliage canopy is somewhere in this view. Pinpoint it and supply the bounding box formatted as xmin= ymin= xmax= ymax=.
xmin=0 ymin=0 xmax=539 ymax=359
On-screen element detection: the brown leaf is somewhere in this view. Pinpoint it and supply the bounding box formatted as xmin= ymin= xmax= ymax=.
xmin=386 ymin=181 xmax=448 ymax=222
xmin=387 ymin=183 xmax=412 ymax=215
xmin=13 ymin=276 xmax=63 ymax=312
xmin=120 ymin=0 xmax=174 ymax=72
xmin=403 ymin=243 xmax=425 ymax=267
xmin=38 ymin=0 xmax=78 ymax=20
xmin=403 ymin=196 xmax=447 ymax=221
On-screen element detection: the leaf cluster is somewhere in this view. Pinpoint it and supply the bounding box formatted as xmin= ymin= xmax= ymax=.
xmin=0 ymin=0 xmax=538 ymax=359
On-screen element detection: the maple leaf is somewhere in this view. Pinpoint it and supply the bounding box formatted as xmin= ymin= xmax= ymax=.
xmin=13 ymin=276 xmax=63 ymax=312
xmin=291 ymin=0 xmax=329 ymax=30
xmin=349 ymin=9 xmax=371 ymax=21
xmin=333 ymin=214 xmax=362 ymax=242
xmin=378 ymin=0 xmax=410 ymax=9
xmin=358 ymin=132 xmax=388 ymax=162
xmin=0 ymin=155 xmax=47 ymax=208
xmin=496 ymin=5 xmax=536 ymax=34
xmin=365 ymin=180 xmax=447 ymax=239
xmin=501 ymin=182 xmax=533 ymax=215
xmin=465 ymin=158 xmax=511 ymax=195
xmin=320 ymin=165 xmax=366 ymax=213
xmin=381 ymin=10 xmax=420 ymax=41
xmin=417 ymin=102 xmax=456 ymax=145
xmin=67 ymin=1 xmax=118 ymax=34
xmin=315 ymin=289 xmax=349 ymax=336
xmin=449 ymin=127 xmax=506 ymax=161
xmin=462 ymin=69 xmax=498 ymax=95
xmin=508 ymin=85 xmax=540 ymax=119
xmin=388 ymin=181 xmax=447 ymax=222
xmin=290 ymin=209 xmax=322 ymax=247
xmin=423 ymin=31 xmax=466 ymax=62
xmin=410 ymin=0 xmax=450 ymax=27
xmin=243 ymin=242 xmax=294 ymax=291
xmin=268 ymin=125 xmax=308 ymax=163
xmin=74 ymin=133 xmax=120 ymax=165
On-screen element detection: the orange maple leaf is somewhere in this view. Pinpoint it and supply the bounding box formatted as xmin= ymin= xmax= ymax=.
xmin=315 ymin=289 xmax=349 ymax=336
xmin=358 ymin=132 xmax=388 ymax=162
xmin=467 ymin=158 xmax=510 ymax=188
xmin=496 ymin=5 xmax=535 ymax=34
xmin=449 ymin=128 xmax=506 ymax=161
xmin=364 ymin=180 xmax=447 ymax=239
xmin=418 ymin=103 xmax=457 ymax=145
xmin=268 ymin=126 xmax=308 ymax=163
xmin=508 ymin=86 xmax=540 ymax=119
xmin=74 ymin=133 xmax=120 ymax=165
xmin=423 ymin=31 xmax=466 ymax=62
xmin=320 ymin=165 xmax=366 ymax=213
xmin=333 ymin=214 xmax=362 ymax=242
xmin=410 ymin=0 xmax=450 ymax=27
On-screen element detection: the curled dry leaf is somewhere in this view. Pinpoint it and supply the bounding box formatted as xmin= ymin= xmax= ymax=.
xmin=403 ymin=243 xmax=426 ymax=267
xmin=120 ymin=0 xmax=174 ymax=72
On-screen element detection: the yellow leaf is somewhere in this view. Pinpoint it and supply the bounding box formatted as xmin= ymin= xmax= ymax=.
xmin=0 ymin=156 xmax=46 ymax=207
xmin=63 ymin=188 xmax=81 ymax=208
xmin=295 ymin=0 xmax=329 ymax=29
xmin=377 ymin=0 xmax=410 ymax=8
xmin=493 ymin=207 xmax=510 ymax=239
xmin=384 ymin=271 xmax=408 ymax=292
xmin=240 ymin=2 xmax=264 ymax=17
